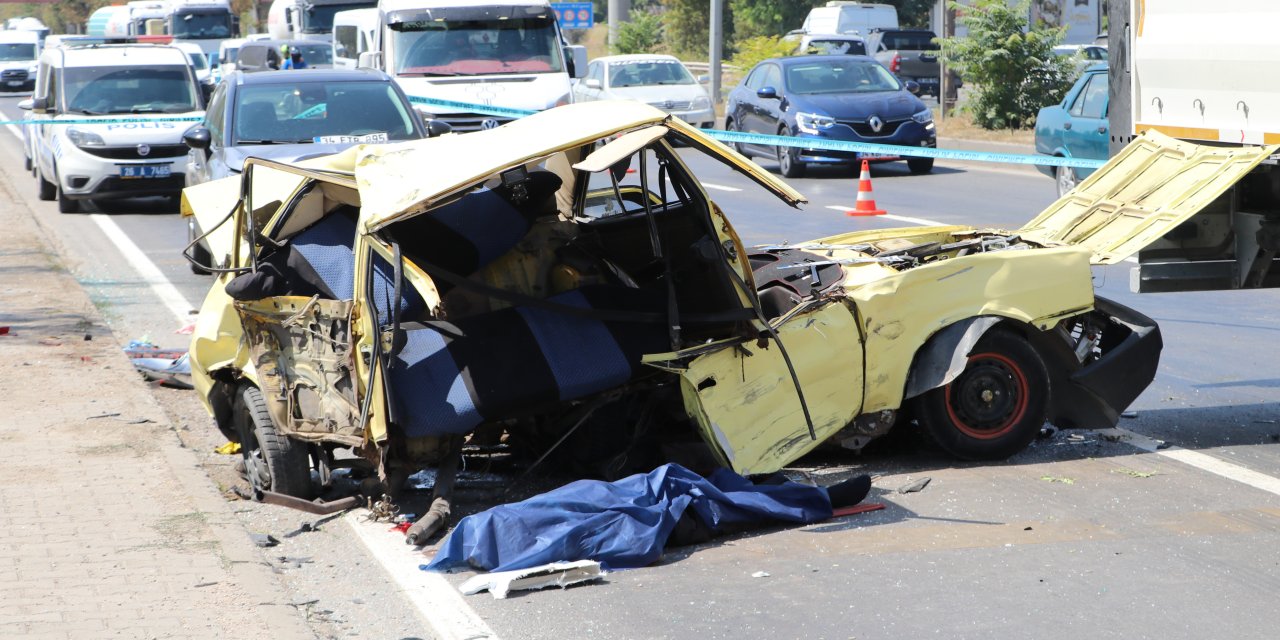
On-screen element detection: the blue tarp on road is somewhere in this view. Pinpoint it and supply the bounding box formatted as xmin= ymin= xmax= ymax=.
xmin=423 ymin=463 xmax=833 ymax=573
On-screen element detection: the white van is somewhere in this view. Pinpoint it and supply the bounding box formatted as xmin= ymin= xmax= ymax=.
xmin=21 ymin=42 xmax=204 ymax=213
xmin=0 ymin=29 xmax=40 ymax=92
xmin=802 ymin=2 xmax=898 ymax=36
xmin=332 ymin=7 xmax=376 ymax=69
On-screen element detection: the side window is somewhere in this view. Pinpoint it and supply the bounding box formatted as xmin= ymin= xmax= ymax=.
xmin=1074 ymin=74 xmax=1107 ymax=119
xmin=205 ymin=84 xmax=227 ymax=144
xmin=1068 ymin=75 xmax=1096 ymax=117
xmin=762 ymin=64 xmax=782 ymax=90
xmin=589 ymin=61 xmax=603 ymax=84
xmin=335 ymin=25 xmax=357 ymax=59
xmin=744 ymin=66 xmax=765 ymax=90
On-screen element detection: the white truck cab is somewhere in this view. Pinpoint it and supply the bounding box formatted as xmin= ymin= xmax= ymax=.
xmin=802 ymin=2 xmax=899 ymax=36
xmin=332 ymin=7 xmax=378 ymax=68
xmin=268 ymin=0 xmax=379 ymax=42
xmin=20 ymin=42 xmax=204 ymax=213
xmin=360 ymin=0 xmax=587 ymax=131
xmin=0 ymin=29 xmax=40 ymax=92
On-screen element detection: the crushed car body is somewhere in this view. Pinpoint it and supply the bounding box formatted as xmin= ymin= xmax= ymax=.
xmin=183 ymin=101 xmax=1271 ymax=518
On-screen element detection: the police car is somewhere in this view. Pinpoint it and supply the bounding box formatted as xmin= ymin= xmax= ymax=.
xmin=20 ymin=40 xmax=204 ymax=213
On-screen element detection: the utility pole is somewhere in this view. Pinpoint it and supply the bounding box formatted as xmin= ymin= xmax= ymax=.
xmin=608 ymin=0 xmax=631 ymax=46
xmin=939 ymin=1 xmax=956 ymax=120
xmin=709 ymin=0 xmax=724 ymax=105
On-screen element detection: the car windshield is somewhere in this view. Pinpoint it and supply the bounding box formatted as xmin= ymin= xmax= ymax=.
xmin=232 ymin=81 xmax=419 ymax=145
xmin=0 ymin=43 xmax=36 ymax=62
xmin=171 ymin=10 xmax=233 ymax=39
xmin=880 ymin=32 xmax=939 ymax=50
xmin=803 ymin=39 xmax=866 ymax=56
xmin=185 ymin=51 xmax=208 ymax=71
xmin=282 ymin=43 xmax=334 ymax=65
xmin=63 ymin=65 xmax=198 ymax=114
xmin=785 ymin=60 xmax=901 ymax=94
xmin=391 ymin=15 xmax=564 ymax=76
xmin=608 ymin=60 xmax=695 ymax=87
xmin=301 ymin=2 xmax=372 ymax=34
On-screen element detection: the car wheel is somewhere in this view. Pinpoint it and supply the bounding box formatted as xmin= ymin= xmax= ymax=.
xmin=56 ymin=179 xmax=78 ymax=214
xmin=188 ymin=218 xmax=213 ymax=274
xmin=234 ymin=384 xmax=315 ymax=499
xmin=23 ymin=154 xmax=31 ymax=172
xmin=726 ymin=118 xmax=749 ymax=157
xmin=907 ymin=157 xmax=935 ymax=174
xmin=36 ymin=164 xmax=55 ymax=201
xmin=1055 ymin=164 xmax=1078 ymax=198
xmin=911 ymin=329 xmax=1049 ymax=461
xmin=776 ymin=127 xmax=805 ymax=178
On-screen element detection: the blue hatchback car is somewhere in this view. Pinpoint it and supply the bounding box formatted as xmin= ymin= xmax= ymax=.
xmin=726 ymin=55 xmax=937 ymax=178
xmin=1035 ymin=63 xmax=1109 ymax=197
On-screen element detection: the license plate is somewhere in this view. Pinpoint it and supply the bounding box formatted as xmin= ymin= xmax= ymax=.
xmin=120 ymin=165 xmax=171 ymax=179
xmin=6 ymin=81 xmax=22 ymax=87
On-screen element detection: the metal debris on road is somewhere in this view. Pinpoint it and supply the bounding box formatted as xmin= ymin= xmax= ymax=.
xmin=250 ymin=533 xmax=280 ymax=548
xmin=87 ymin=412 xmax=121 ymax=420
xmin=1040 ymin=476 xmax=1076 ymax=484
xmin=751 ymin=571 xmax=771 ymax=578
xmin=458 ymin=560 xmax=605 ymax=599
xmin=1121 ymin=411 xmax=1139 ymax=419
xmin=897 ymin=477 xmax=931 ymax=494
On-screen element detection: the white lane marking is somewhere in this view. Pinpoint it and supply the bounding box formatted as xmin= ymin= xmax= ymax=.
xmin=346 ymin=515 xmax=499 ymax=640
xmin=1109 ymin=427 xmax=1280 ymax=497
xmin=701 ymin=182 xmax=742 ymax=192
xmin=89 ymin=214 xmax=195 ymax=323
xmin=824 ymin=205 xmax=946 ymax=227
xmin=5 ymin=123 xmax=22 ymax=141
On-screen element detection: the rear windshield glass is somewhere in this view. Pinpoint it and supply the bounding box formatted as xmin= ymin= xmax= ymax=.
xmin=881 ymin=32 xmax=939 ymax=50
xmin=233 ymin=81 xmax=418 ymax=144
xmin=803 ymin=39 xmax=867 ymax=56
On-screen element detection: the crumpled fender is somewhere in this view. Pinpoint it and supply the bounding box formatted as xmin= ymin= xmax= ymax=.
xmin=902 ymin=316 xmax=1003 ymax=400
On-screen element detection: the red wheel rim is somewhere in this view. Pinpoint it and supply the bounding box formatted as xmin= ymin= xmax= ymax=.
xmin=943 ymin=351 xmax=1029 ymax=440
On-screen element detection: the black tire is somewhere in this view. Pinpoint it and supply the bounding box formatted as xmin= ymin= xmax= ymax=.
xmin=56 ymin=185 xmax=78 ymax=214
xmin=907 ymin=157 xmax=935 ymax=174
xmin=36 ymin=165 xmax=55 ymax=201
xmin=233 ymin=385 xmax=315 ymax=499
xmin=776 ymin=127 xmax=805 ymax=178
xmin=23 ymin=154 xmax=31 ymax=172
xmin=910 ymin=329 xmax=1049 ymax=461
xmin=726 ymin=118 xmax=749 ymax=157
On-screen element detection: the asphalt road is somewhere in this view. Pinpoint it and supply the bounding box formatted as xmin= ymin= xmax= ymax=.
xmin=5 ymin=92 xmax=1280 ymax=639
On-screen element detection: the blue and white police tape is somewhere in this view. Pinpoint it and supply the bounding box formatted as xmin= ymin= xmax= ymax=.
xmin=0 ymin=116 xmax=203 ymax=126
xmin=403 ymin=93 xmax=1105 ymax=170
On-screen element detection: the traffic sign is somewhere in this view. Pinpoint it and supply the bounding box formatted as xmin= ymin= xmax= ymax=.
xmin=552 ymin=2 xmax=593 ymax=30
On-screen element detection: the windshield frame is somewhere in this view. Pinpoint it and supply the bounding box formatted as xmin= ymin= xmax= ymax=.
xmin=784 ymin=60 xmax=903 ymax=95
xmin=61 ymin=64 xmax=200 ymax=115
xmin=389 ymin=13 xmax=565 ymax=77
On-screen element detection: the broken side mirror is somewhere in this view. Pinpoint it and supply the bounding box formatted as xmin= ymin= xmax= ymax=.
xmin=184 ymin=125 xmax=212 ymax=151
xmin=756 ymin=86 xmax=779 ymax=100
xmin=425 ymin=119 xmax=452 ymax=138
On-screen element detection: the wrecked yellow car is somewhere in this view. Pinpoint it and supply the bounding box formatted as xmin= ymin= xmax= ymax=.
xmin=185 ymin=101 xmax=1261 ymax=536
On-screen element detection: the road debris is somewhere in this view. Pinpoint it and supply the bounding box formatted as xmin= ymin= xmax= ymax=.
xmin=1113 ymin=467 xmax=1158 ymax=478
xmin=250 ymin=533 xmax=280 ymax=548
xmin=1121 ymin=411 xmax=1139 ymax=419
xmin=458 ymin=560 xmax=605 ymax=599
xmin=1040 ymin=476 xmax=1075 ymax=485
xmin=751 ymin=571 xmax=771 ymax=578
xmin=897 ymin=477 xmax=931 ymax=494
xmin=87 ymin=412 xmax=121 ymax=420
xmin=214 ymin=442 xmax=241 ymax=455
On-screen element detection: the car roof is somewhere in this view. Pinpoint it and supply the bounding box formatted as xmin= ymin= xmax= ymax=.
xmin=1085 ymin=62 xmax=1107 ymax=73
xmin=593 ymin=54 xmax=682 ymax=64
xmin=52 ymin=44 xmax=190 ymax=66
xmin=772 ymin=54 xmax=877 ymax=66
xmin=228 ymin=68 xmax=392 ymax=85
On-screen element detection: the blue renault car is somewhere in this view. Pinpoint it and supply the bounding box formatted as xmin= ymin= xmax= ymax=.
xmin=1035 ymin=63 xmax=1108 ymax=197
xmin=725 ymin=55 xmax=936 ymax=178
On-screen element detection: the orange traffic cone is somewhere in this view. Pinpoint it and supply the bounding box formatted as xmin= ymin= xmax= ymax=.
xmin=848 ymin=159 xmax=887 ymax=216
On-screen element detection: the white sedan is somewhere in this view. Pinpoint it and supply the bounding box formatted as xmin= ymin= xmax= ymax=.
xmin=573 ymin=54 xmax=714 ymax=128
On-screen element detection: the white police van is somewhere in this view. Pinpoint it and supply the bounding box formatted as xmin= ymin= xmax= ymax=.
xmin=20 ymin=40 xmax=204 ymax=213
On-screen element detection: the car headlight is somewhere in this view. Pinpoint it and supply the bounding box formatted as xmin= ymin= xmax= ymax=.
xmin=796 ymin=111 xmax=836 ymax=134
xmin=911 ymin=108 xmax=933 ymax=124
xmin=66 ymin=127 xmax=106 ymax=148
xmin=27 ymin=65 xmax=37 ymax=75
xmin=691 ymin=95 xmax=711 ymax=111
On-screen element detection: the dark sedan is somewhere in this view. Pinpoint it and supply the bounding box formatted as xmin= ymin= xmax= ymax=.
xmin=726 ymin=55 xmax=936 ymax=178
xmin=181 ymin=68 xmax=448 ymax=272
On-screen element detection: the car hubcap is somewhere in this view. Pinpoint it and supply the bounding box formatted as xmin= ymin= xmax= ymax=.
xmin=944 ymin=352 xmax=1029 ymax=439
xmin=1058 ymin=167 xmax=1076 ymax=195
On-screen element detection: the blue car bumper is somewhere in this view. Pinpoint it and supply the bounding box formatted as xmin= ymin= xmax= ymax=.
xmin=790 ymin=120 xmax=937 ymax=164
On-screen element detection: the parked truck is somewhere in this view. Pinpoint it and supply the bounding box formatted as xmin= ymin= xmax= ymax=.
xmin=865 ymin=28 xmax=941 ymax=97
xmin=356 ymin=0 xmax=587 ymax=132
xmin=169 ymin=0 xmax=238 ymax=59
xmin=268 ymin=0 xmax=378 ymax=42
xmin=1108 ymin=0 xmax=1280 ymax=292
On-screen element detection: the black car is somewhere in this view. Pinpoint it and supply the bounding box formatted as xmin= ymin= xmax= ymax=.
xmin=725 ymin=55 xmax=937 ymax=178
xmin=181 ymin=68 xmax=449 ymax=272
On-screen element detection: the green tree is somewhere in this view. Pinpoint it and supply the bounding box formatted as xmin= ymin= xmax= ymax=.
xmin=937 ymin=0 xmax=1073 ymax=129
xmin=613 ymin=10 xmax=664 ymax=54
xmin=727 ymin=34 xmax=794 ymax=70
xmin=730 ymin=0 xmax=823 ymax=40
xmin=883 ymin=0 xmax=938 ymax=29
xmin=661 ymin=0 xmax=727 ymax=59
